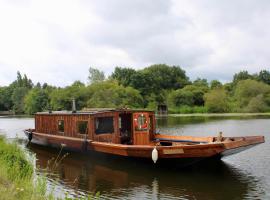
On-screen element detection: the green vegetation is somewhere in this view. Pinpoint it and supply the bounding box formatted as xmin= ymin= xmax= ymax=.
xmin=1 ymin=66 xmax=270 ymax=114
xmin=0 ymin=135 xmax=47 ymax=199
xmin=0 ymin=136 xmax=99 ymax=200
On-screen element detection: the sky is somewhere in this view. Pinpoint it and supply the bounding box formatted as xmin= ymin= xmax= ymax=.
xmin=0 ymin=0 xmax=270 ymax=87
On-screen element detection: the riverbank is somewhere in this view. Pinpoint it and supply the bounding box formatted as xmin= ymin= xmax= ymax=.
xmin=0 ymin=136 xmax=98 ymax=200
xmin=0 ymin=136 xmax=48 ymax=200
xmin=167 ymin=112 xmax=270 ymax=117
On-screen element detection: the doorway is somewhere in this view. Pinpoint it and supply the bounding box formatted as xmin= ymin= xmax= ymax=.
xmin=119 ymin=113 xmax=132 ymax=144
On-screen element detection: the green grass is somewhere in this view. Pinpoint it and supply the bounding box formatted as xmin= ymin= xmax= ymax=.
xmin=0 ymin=136 xmax=99 ymax=200
xmin=168 ymin=106 xmax=208 ymax=114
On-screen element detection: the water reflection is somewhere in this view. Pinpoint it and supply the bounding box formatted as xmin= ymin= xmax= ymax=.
xmin=1 ymin=116 xmax=269 ymax=199
xmin=29 ymin=143 xmax=263 ymax=200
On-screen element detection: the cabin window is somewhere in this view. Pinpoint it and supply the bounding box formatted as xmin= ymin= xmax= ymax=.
xmin=95 ymin=117 xmax=114 ymax=134
xmin=135 ymin=114 xmax=148 ymax=131
xmin=58 ymin=120 xmax=64 ymax=132
xmin=77 ymin=121 xmax=88 ymax=134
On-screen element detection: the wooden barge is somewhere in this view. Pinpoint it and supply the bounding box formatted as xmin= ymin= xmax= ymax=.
xmin=25 ymin=108 xmax=265 ymax=167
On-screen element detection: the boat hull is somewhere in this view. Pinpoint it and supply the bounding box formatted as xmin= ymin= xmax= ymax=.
xmin=24 ymin=130 xmax=264 ymax=167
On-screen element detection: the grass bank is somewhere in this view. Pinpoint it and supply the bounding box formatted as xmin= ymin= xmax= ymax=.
xmin=0 ymin=136 xmax=98 ymax=200
xmin=0 ymin=136 xmax=48 ymax=200
xmin=168 ymin=112 xmax=270 ymax=117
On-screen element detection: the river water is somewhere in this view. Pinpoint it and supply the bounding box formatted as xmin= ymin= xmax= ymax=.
xmin=0 ymin=115 xmax=269 ymax=200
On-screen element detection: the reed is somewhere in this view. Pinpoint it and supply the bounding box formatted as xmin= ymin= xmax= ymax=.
xmin=0 ymin=135 xmax=99 ymax=200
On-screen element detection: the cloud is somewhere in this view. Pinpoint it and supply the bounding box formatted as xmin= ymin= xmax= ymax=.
xmin=0 ymin=0 xmax=269 ymax=86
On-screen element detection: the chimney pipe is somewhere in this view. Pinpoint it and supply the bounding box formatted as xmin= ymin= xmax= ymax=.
xmin=72 ymin=98 xmax=77 ymax=113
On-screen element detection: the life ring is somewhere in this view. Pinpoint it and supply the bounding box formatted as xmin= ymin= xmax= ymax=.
xmin=134 ymin=114 xmax=148 ymax=130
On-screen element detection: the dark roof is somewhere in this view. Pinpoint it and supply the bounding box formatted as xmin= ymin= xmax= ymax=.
xmin=36 ymin=108 xmax=154 ymax=115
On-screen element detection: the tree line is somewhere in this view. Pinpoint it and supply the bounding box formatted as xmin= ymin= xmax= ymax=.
xmin=0 ymin=64 xmax=270 ymax=114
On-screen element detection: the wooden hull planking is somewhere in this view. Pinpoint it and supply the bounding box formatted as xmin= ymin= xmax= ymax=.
xmin=25 ymin=130 xmax=264 ymax=163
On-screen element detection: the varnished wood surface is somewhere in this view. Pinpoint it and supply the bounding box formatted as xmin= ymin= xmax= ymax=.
xmin=27 ymin=109 xmax=264 ymax=163
xmin=27 ymin=130 xmax=264 ymax=160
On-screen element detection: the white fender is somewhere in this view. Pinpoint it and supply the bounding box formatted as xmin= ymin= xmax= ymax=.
xmin=152 ymin=147 xmax=158 ymax=164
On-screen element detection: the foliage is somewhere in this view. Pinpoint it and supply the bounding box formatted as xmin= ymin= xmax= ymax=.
xmin=2 ymin=68 xmax=270 ymax=114
xmin=232 ymin=70 xmax=253 ymax=85
xmin=245 ymin=94 xmax=269 ymax=112
xmin=112 ymin=64 xmax=190 ymax=106
xmin=169 ymin=90 xmax=194 ymax=106
xmin=257 ymin=70 xmax=270 ymax=85
xmin=193 ymin=78 xmax=209 ymax=88
xmin=0 ymin=86 xmax=14 ymax=110
xmin=50 ymin=81 xmax=89 ymax=111
xmin=234 ymin=79 xmax=270 ymax=109
xmin=210 ymin=80 xmax=222 ymax=89
xmin=0 ymin=136 xmax=100 ymax=200
xmin=87 ymin=80 xmax=143 ymax=108
xmin=24 ymin=87 xmax=50 ymax=114
xmin=110 ymin=67 xmax=137 ymax=87
xmin=204 ymin=88 xmax=229 ymax=113
xmin=88 ymin=67 xmax=105 ymax=84
xmin=11 ymin=87 xmax=29 ymax=114
xmin=169 ymin=106 xmax=208 ymax=114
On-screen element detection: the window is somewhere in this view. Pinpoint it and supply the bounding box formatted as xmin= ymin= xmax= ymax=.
xmin=58 ymin=120 xmax=64 ymax=132
xmin=77 ymin=121 xmax=88 ymax=134
xmin=95 ymin=117 xmax=114 ymax=134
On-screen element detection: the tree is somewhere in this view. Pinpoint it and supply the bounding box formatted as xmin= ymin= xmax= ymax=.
xmin=210 ymin=80 xmax=222 ymax=89
xmin=182 ymin=85 xmax=209 ymax=106
xmin=193 ymin=78 xmax=209 ymax=88
xmin=0 ymin=86 xmax=14 ymax=111
xmin=11 ymin=87 xmax=29 ymax=114
xmin=234 ymin=79 xmax=270 ymax=108
xmin=88 ymin=67 xmax=105 ymax=84
xmin=111 ymin=67 xmax=137 ymax=87
xmin=87 ymin=80 xmax=143 ymax=108
xmin=258 ymin=70 xmax=270 ymax=85
xmin=168 ymin=90 xmax=194 ymax=107
xmin=232 ymin=70 xmax=253 ymax=85
xmin=24 ymin=88 xmax=49 ymax=114
xmin=204 ymin=88 xmax=229 ymax=113
xmin=50 ymin=81 xmax=89 ymax=110
xmin=245 ymin=94 xmax=268 ymax=113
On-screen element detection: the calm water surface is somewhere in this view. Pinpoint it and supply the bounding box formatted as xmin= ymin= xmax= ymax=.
xmin=0 ymin=115 xmax=269 ymax=200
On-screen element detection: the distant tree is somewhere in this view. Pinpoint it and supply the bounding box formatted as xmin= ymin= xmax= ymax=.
xmin=204 ymin=88 xmax=229 ymax=113
xmin=234 ymin=79 xmax=270 ymax=109
xmin=232 ymin=70 xmax=253 ymax=85
xmin=16 ymin=71 xmax=23 ymax=87
xmin=168 ymin=90 xmax=194 ymax=106
xmin=245 ymin=94 xmax=268 ymax=113
xmin=11 ymin=87 xmax=29 ymax=114
xmin=36 ymin=82 xmax=41 ymax=88
xmin=193 ymin=78 xmax=209 ymax=88
xmin=257 ymin=70 xmax=270 ymax=85
xmin=88 ymin=67 xmax=105 ymax=84
xmin=24 ymin=88 xmax=49 ymax=114
xmin=210 ymin=80 xmax=222 ymax=89
xmin=128 ymin=64 xmax=190 ymax=106
xmin=182 ymin=85 xmax=209 ymax=106
xmin=111 ymin=67 xmax=137 ymax=87
xmin=50 ymin=81 xmax=89 ymax=110
xmin=0 ymin=86 xmax=14 ymax=111
xmin=87 ymin=80 xmax=143 ymax=108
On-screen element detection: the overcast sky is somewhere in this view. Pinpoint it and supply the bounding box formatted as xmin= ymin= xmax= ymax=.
xmin=0 ymin=0 xmax=270 ymax=86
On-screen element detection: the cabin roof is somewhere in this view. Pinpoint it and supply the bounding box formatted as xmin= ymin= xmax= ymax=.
xmin=35 ymin=108 xmax=154 ymax=115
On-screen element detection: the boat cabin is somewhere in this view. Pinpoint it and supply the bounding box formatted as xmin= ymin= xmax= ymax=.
xmin=34 ymin=109 xmax=156 ymax=145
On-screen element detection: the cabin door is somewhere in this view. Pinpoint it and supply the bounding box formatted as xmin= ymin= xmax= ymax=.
xmin=133 ymin=112 xmax=151 ymax=145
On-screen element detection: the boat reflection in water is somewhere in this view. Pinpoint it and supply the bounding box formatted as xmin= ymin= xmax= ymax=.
xmin=28 ymin=143 xmax=265 ymax=200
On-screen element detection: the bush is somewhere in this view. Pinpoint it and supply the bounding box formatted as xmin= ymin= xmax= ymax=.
xmin=204 ymin=88 xmax=229 ymax=113
xmin=245 ymin=94 xmax=269 ymax=112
